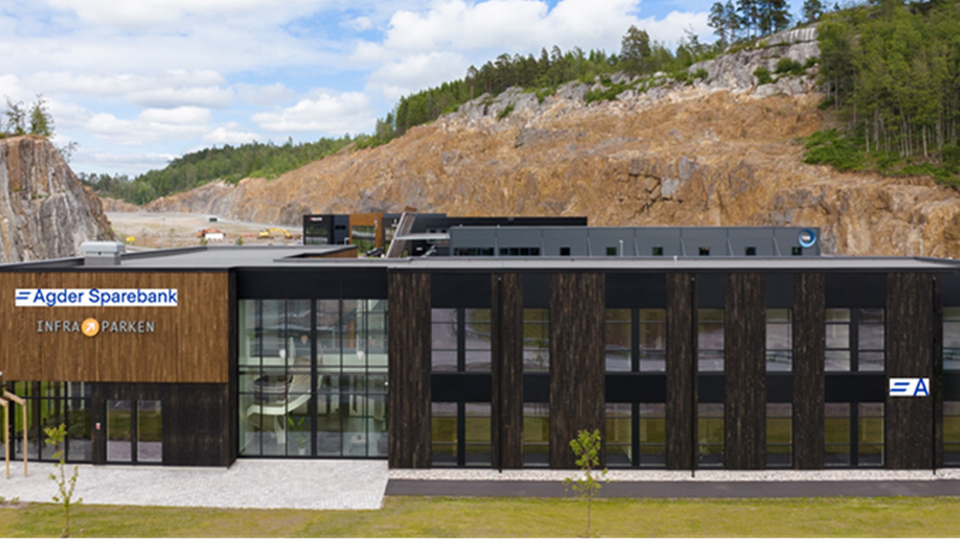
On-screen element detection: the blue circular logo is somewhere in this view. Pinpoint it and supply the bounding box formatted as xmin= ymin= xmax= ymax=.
xmin=798 ymin=228 xmax=817 ymax=249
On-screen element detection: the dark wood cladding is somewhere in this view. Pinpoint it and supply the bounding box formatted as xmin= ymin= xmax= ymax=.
xmin=387 ymin=272 xmax=431 ymax=468
xmin=0 ymin=272 xmax=230 ymax=383
xmin=666 ymin=273 xmax=696 ymax=470
xmin=933 ymin=276 xmax=943 ymax=469
xmin=886 ymin=273 xmax=935 ymax=469
xmin=91 ymin=382 xmax=230 ymax=467
xmin=491 ymin=273 xmax=524 ymax=469
xmin=724 ymin=273 xmax=766 ymax=470
xmin=549 ymin=273 xmax=605 ymax=469
xmin=793 ymin=273 xmax=825 ymax=469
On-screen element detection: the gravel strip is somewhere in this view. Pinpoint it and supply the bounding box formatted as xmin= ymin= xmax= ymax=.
xmin=389 ymin=468 xmax=960 ymax=482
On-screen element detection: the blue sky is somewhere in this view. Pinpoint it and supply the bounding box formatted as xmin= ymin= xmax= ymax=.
xmin=0 ymin=0 xmax=798 ymax=177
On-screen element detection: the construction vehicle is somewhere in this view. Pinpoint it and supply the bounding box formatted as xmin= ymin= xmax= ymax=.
xmin=259 ymin=228 xmax=293 ymax=239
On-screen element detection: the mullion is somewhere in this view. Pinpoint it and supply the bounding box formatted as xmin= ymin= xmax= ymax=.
xmin=631 ymin=308 xmax=640 ymax=372
xmin=310 ymin=299 xmax=318 ymax=458
xmin=457 ymin=308 xmax=466 ymax=372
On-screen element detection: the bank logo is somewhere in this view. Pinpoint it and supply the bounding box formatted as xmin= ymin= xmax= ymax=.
xmin=81 ymin=318 xmax=100 ymax=337
xmin=889 ymin=378 xmax=930 ymax=397
xmin=798 ymin=228 xmax=817 ymax=249
xmin=15 ymin=288 xmax=178 ymax=307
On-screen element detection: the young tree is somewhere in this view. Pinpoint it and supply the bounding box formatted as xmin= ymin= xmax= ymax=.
xmin=29 ymin=94 xmax=54 ymax=137
xmin=563 ymin=429 xmax=608 ymax=538
xmin=709 ymin=2 xmax=729 ymax=44
xmin=45 ymin=424 xmax=82 ymax=538
xmin=620 ymin=26 xmax=652 ymax=74
xmin=802 ymin=0 xmax=825 ymax=22
xmin=4 ymin=97 xmax=26 ymax=135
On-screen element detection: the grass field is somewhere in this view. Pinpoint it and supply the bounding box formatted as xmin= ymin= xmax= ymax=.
xmin=1 ymin=496 xmax=959 ymax=537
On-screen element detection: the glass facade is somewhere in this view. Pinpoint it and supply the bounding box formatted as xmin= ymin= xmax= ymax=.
xmin=523 ymin=309 xmax=550 ymax=372
xmin=239 ymin=298 xmax=388 ymax=458
xmin=639 ymin=309 xmax=666 ymax=372
xmin=3 ymin=382 xmax=91 ymax=463
xmin=824 ymin=402 xmax=884 ymax=467
xmin=698 ymin=403 xmax=724 ymax=467
xmin=766 ymin=403 xmax=792 ymax=467
xmin=605 ymin=403 xmax=631 ymax=466
xmin=766 ymin=309 xmax=792 ymax=372
xmin=825 ymin=308 xmax=884 ymax=371
xmin=946 ymin=402 xmax=960 ymax=466
xmin=698 ymin=309 xmax=724 ymax=372
xmin=523 ymin=403 xmax=549 ymax=467
xmin=605 ymin=310 xmax=631 ymax=372
xmin=944 ymin=308 xmax=960 ymax=371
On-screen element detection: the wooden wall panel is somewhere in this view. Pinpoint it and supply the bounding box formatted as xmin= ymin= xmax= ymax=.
xmin=91 ymin=382 xmax=231 ymax=467
xmin=886 ymin=273 xmax=935 ymax=469
xmin=549 ymin=273 xmax=605 ymax=469
xmin=793 ymin=273 xmax=825 ymax=469
xmin=724 ymin=273 xmax=766 ymax=470
xmin=933 ymin=275 xmax=943 ymax=469
xmin=491 ymin=273 xmax=523 ymax=469
xmin=387 ymin=272 xmax=431 ymax=468
xmin=0 ymin=272 xmax=230 ymax=383
xmin=666 ymin=273 xmax=696 ymax=470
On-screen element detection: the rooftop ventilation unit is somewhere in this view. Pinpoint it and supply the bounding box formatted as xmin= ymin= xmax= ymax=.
xmin=80 ymin=241 xmax=125 ymax=267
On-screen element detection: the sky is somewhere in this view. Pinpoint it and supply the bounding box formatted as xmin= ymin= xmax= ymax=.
xmin=0 ymin=0 xmax=795 ymax=177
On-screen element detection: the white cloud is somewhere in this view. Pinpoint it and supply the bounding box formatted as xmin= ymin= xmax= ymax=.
xmin=204 ymin=123 xmax=261 ymax=144
xmin=234 ymin=83 xmax=296 ymax=107
xmin=343 ymin=15 xmax=373 ymax=31
xmin=368 ymin=51 xmax=466 ymax=101
xmin=71 ymin=149 xmax=177 ymax=175
xmin=44 ymin=0 xmax=325 ymax=29
xmin=86 ymin=107 xmax=212 ymax=145
xmin=252 ymin=91 xmax=375 ymax=134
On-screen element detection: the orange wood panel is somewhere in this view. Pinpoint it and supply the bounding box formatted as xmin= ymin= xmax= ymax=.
xmin=0 ymin=272 xmax=229 ymax=383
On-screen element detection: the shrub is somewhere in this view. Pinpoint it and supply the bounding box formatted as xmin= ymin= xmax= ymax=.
xmin=775 ymin=58 xmax=805 ymax=76
xmin=754 ymin=67 xmax=774 ymax=85
xmin=497 ymin=104 xmax=515 ymax=120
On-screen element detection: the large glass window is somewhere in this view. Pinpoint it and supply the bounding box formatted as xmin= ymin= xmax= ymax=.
xmin=5 ymin=382 xmax=91 ymax=463
xmin=698 ymin=403 xmax=724 ymax=467
xmin=239 ymin=298 xmax=388 ymax=459
xmin=431 ymin=402 xmax=457 ymax=466
xmin=523 ymin=403 xmax=549 ymax=466
xmin=639 ymin=403 xmax=666 ymax=467
xmin=464 ymin=403 xmax=492 ymax=466
xmin=523 ymin=309 xmax=550 ymax=372
xmin=824 ymin=403 xmax=851 ymax=466
xmin=945 ymin=402 xmax=960 ymax=466
xmin=698 ymin=309 xmax=724 ymax=372
xmin=943 ymin=309 xmax=960 ymax=371
xmin=825 ymin=308 xmax=884 ymax=371
xmin=766 ymin=309 xmax=792 ymax=372
xmin=464 ymin=310 xmax=492 ymax=371
xmin=432 ymin=308 xmax=491 ymax=372
xmin=430 ymin=402 xmax=491 ymax=467
xmin=431 ymin=309 xmax=458 ymax=372
xmin=825 ymin=402 xmax=883 ymax=467
xmin=639 ymin=309 xmax=666 ymax=372
xmin=605 ymin=310 xmax=631 ymax=372
xmin=766 ymin=403 xmax=792 ymax=467
xmin=858 ymin=403 xmax=884 ymax=466
xmin=605 ymin=404 xmax=631 ymax=466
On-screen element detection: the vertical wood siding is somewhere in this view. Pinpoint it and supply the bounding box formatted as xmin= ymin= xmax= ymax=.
xmin=666 ymin=273 xmax=696 ymax=470
xmin=549 ymin=273 xmax=605 ymax=469
xmin=793 ymin=273 xmax=825 ymax=469
xmin=724 ymin=273 xmax=766 ymax=469
xmin=886 ymin=273 xmax=935 ymax=469
xmin=491 ymin=273 xmax=524 ymax=469
xmin=0 ymin=272 xmax=229 ymax=383
xmin=387 ymin=272 xmax=432 ymax=468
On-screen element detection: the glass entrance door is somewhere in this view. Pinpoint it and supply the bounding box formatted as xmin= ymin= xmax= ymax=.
xmin=106 ymin=399 xmax=162 ymax=464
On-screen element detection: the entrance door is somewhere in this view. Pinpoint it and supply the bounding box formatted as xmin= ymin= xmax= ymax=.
xmin=106 ymin=399 xmax=162 ymax=464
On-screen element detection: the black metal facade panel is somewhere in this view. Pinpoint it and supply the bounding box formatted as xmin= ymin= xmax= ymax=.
xmin=794 ymin=272 xmax=825 ymax=469
xmin=522 ymin=374 xmax=551 ymax=402
xmin=666 ymin=273 xmax=696 ymax=470
xmin=604 ymin=273 xmax=667 ymax=308
xmin=605 ymin=374 xmax=667 ymax=403
xmin=824 ymin=375 xmax=886 ymax=401
xmin=387 ymin=272 xmax=432 ymax=468
xmin=945 ymin=374 xmax=960 ymax=400
xmin=236 ymin=269 xmax=388 ymax=299
xmin=492 ymin=273 xmax=524 ymax=469
xmin=432 ymin=273 xmax=492 ymax=308
xmin=886 ymin=273 xmax=935 ymax=469
xmin=523 ymin=272 xmax=551 ymax=308
xmin=765 ymin=375 xmax=793 ymax=403
xmin=91 ymin=383 xmax=230 ymax=467
xmin=431 ymin=373 xmax=492 ymax=402
xmin=766 ymin=273 xmax=794 ymax=308
xmin=824 ymin=273 xmax=886 ymax=308
xmin=697 ymin=273 xmax=725 ymax=308
xmin=724 ymin=273 xmax=766 ymax=470
xmin=549 ymin=273 xmax=605 ymax=469
xmin=940 ymin=271 xmax=960 ymax=306
xmin=698 ymin=375 xmax=726 ymax=402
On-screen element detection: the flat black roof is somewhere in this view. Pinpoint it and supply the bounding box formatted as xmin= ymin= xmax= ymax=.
xmin=2 ymin=245 xmax=959 ymax=273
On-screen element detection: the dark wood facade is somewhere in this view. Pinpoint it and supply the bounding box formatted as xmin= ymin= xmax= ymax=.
xmin=548 ymin=273 xmax=605 ymax=469
xmin=793 ymin=273 xmax=826 ymax=469
xmin=724 ymin=273 xmax=766 ymax=469
xmin=0 ymin=272 xmax=231 ymax=383
xmin=666 ymin=273 xmax=697 ymax=470
xmin=387 ymin=272 xmax=432 ymax=468
xmin=885 ymin=273 xmax=936 ymax=469
xmin=491 ymin=273 xmax=524 ymax=469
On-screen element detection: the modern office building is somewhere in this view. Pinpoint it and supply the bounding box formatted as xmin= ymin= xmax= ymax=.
xmin=0 ymin=234 xmax=957 ymax=471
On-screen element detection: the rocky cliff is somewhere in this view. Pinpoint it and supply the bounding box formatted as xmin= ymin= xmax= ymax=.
xmin=137 ymin=28 xmax=960 ymax=258
xmin=0 ymin=136 xmax=113 ymax=262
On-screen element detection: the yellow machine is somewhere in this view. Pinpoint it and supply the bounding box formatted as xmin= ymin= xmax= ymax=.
xmin=259 ymin=228 xmax=292 ymax=239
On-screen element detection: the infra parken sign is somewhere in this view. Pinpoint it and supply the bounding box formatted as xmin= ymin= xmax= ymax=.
xmin=15 ymin=288 xmax=178 ymax=307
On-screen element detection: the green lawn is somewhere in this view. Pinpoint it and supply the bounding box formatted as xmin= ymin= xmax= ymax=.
xmin=1 ymin=496 xmax=959 ymax=537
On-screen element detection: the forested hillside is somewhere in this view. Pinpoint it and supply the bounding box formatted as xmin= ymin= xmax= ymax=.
xmin=805 ymin=0 xmax=960 ymax=185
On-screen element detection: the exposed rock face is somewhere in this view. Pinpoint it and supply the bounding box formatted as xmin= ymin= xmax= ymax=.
xmin=0 ymin=136 xmax=113 ymax=262
xmin=132 ymin=28 xmax=960 ymax=258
